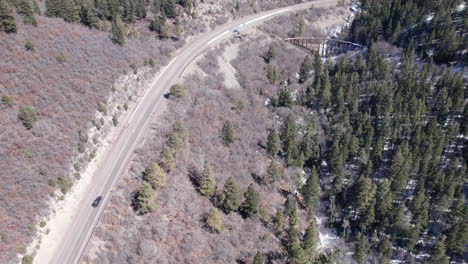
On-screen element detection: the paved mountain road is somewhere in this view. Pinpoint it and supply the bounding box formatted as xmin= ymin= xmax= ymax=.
xmin=35 ymin=1 xmax=337 ymax=263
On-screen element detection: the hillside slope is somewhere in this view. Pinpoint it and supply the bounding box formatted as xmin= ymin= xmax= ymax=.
xmin=0 ymin=0 xmax=312 ymax=263
xmin=85 ymin=1 xmax=466 ymax=264
xmin=83 ymin=4 xmax=352 ymax=263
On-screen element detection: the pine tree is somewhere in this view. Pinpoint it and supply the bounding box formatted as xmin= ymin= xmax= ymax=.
xmin=163 ymin=0 xmax=177 ymax=18
xmin=313 ymin=51 xmax=322 ymax=82
xmin=266 ymin=45 xmax=275 ymax=64
xmin=267 ymin=65 xmax=277 ymax=84
xmin=302 ymin=221 xmax=317 ymax=255
xmin=95 ymin=0 xmax=109 ymax=19
xmin=45 ymin=0 xmax=59 ymax=17
xmin=221 ymin=120 xmax=235 ymax=146
xmin=206 ymin=207 xmax=223 ymax=232
xmin=301 ymin=167 xmax=320 ymax=208
xmin=287 ymin=241 xmax=309 ymax=264
xmin=389 ymin=147 xmax=410 ymax=193
xmin=410 ymin=181 xmax=429 ymax=229
xmin=111 ymin=14 xmax=125 ymax=46
xmin=375 ymin=179 xmax=393 ymax=221
xmin=278 ymin=89 xmax=294 ymax=107
xmin=281 ymin=113 xmax=297 ymax=153
xmin=253 ymin=251 xmax=265 ymax=264
xmin=31 ymin=0 xmax=40 ymax=14
xmin=0 ymin=0 xmax=17 ymax=33
xmin=17 ymin=0 xmax=37 ymax=26
xmin=143 ymin=162 xmax=167 ymax=189
xmin=353 ymin=176 xmax=376 ymax=213
xmin=288 ymin=199 xmax=299 ymax=227
xmin=174 ymin=17 xmax=183 ymax=37
xmin=168 ymin=120 xmax=187 ymax=151
xmin=284 ymin=196 xmax=295 ymax=217
xmin=429 ymin=236 xmax=449 ymax=264
xmin=299 ymin=56 xmax=312 ymax=84
xmin=24 ymin=39 xmax=35 ymax=51
xmin=135 ymin=181 xmax=158 ymax=214
xmin=242 ymin=184 xmax=260 ymax=218
xmin=159 ymin=20 xmax=171 ymax=39
xmin=446 ymin=221 xmax=467 ymax=259
xmin=199 ymin=161 xmax=216 ymax=196
xmin=354 ymin=233 xmax=368 ymax=264
xmin=390 ymin=203 xmax=406 ymax=235
xmin=107 ymin=0 xmax=119 ymax=18
xmin=267 ymin=160 xmax=281 ymax=183
xmin=319 ymin=70 xmax=331 ymax=109
xmin=160 ymin=147 xmax=176 ymax=172
xmin=136 ymin=0 xmax=146 ymax=18
xmin=48 ymin=0 xmax=80 ymax=23
xmin=297 ymin=18 xmax=305 ymax=37
xmin=80 ymin=0 xmax=99 ymax=29
xmin=378 ymin=237 xmax=392 ymax=264
xmin=150 ymin=16 xmax=163 ymax=33
xmin=267 ymin=127 xmax=281 ymax=156
xmin=273 ymin=210 xmax=284 ymax=232
xmin=18 ymin=105 xmax=37 ymax=129
xmin=301 ymin=121 xmax=320 ymax=166
xmin=361 ymin=196 xmax=376 ymax=231
xmin=152 ymin=0 xmax=161 ymax=13
xmin=222 ymin=177 xmax=241 ymax=213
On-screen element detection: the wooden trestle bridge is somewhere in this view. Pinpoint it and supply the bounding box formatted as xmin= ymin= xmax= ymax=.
xmin=284 ymin=37 xmax=363 ymax=57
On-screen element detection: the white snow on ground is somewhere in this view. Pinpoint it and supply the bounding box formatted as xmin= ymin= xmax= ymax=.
xmin=315 ymin=213 xmax=340 ymax=251
xmin=426 ymin=13 xmax=434 ymax=22
xmin=457 ymin=2 xmax=465 ymax=11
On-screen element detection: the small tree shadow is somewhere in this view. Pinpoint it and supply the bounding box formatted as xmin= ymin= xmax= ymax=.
xmin=187 ymin=165 xmax=200 ymax=189
xmin=130 ymin=190 xmax=143 ymax=215
xmin=251 ymin=172 xmax=264 ymax=185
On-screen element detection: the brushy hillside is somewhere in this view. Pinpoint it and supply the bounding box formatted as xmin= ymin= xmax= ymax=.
xmin=84 ymin=4 xmax=354 ymax=263
xmin=0 ymin=0 xmax=320 ymax=262
xmin=83 ymin=40 xmax=312 ymax=264
xmin=0 ymin=15 xmax=179 ymax=262
xmin=85 ymin=2 xmax=466 ymax=264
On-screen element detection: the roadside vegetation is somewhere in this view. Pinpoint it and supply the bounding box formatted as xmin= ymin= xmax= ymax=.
xmin=1 ymin=0 xmax=465 ymax=263
xmin=1 ymin=0 xmax=312 ymax=262
xmin=86 ymin=1 xmax=466 ymax=263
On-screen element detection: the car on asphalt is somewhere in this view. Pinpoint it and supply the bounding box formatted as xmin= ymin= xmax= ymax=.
xmin=92 ymin=196 xmax=103 ymax=208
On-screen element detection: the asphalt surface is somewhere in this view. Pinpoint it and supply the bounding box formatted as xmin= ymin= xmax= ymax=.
xmin=39 ymin=1 xmax=337 ymax=263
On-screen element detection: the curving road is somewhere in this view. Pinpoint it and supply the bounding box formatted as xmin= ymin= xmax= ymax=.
xmin=36 ymin=1 xmax=337 ymax=263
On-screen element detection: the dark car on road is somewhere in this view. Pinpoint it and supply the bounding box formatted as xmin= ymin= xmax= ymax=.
xmin=92 ymin=196 xmax=103 ymax=208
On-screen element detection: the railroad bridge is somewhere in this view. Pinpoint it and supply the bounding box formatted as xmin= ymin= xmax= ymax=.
xmin=284 ymin=37 xmax=363 ymax=57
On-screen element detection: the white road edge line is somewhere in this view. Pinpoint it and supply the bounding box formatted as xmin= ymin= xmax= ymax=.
xmin=74 ymin=53 xmax=175 ymax=263
xmin=125 ymin=56 xmax=177 ymax=127
xmin=207 ymin=30 xmax=230 ymax=44
xmin=245 ymin=8 xmax=290 ymax=25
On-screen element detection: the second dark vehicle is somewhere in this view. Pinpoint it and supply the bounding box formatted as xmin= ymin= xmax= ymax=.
xmin=92 ymin=196 xmax=103 ymax=208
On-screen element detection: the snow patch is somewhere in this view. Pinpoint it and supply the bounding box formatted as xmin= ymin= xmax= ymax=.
xmin=316 ymin=215 xmax=340 ymax=251
xmin=425 ymin=13 xmax=434 ymax=22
